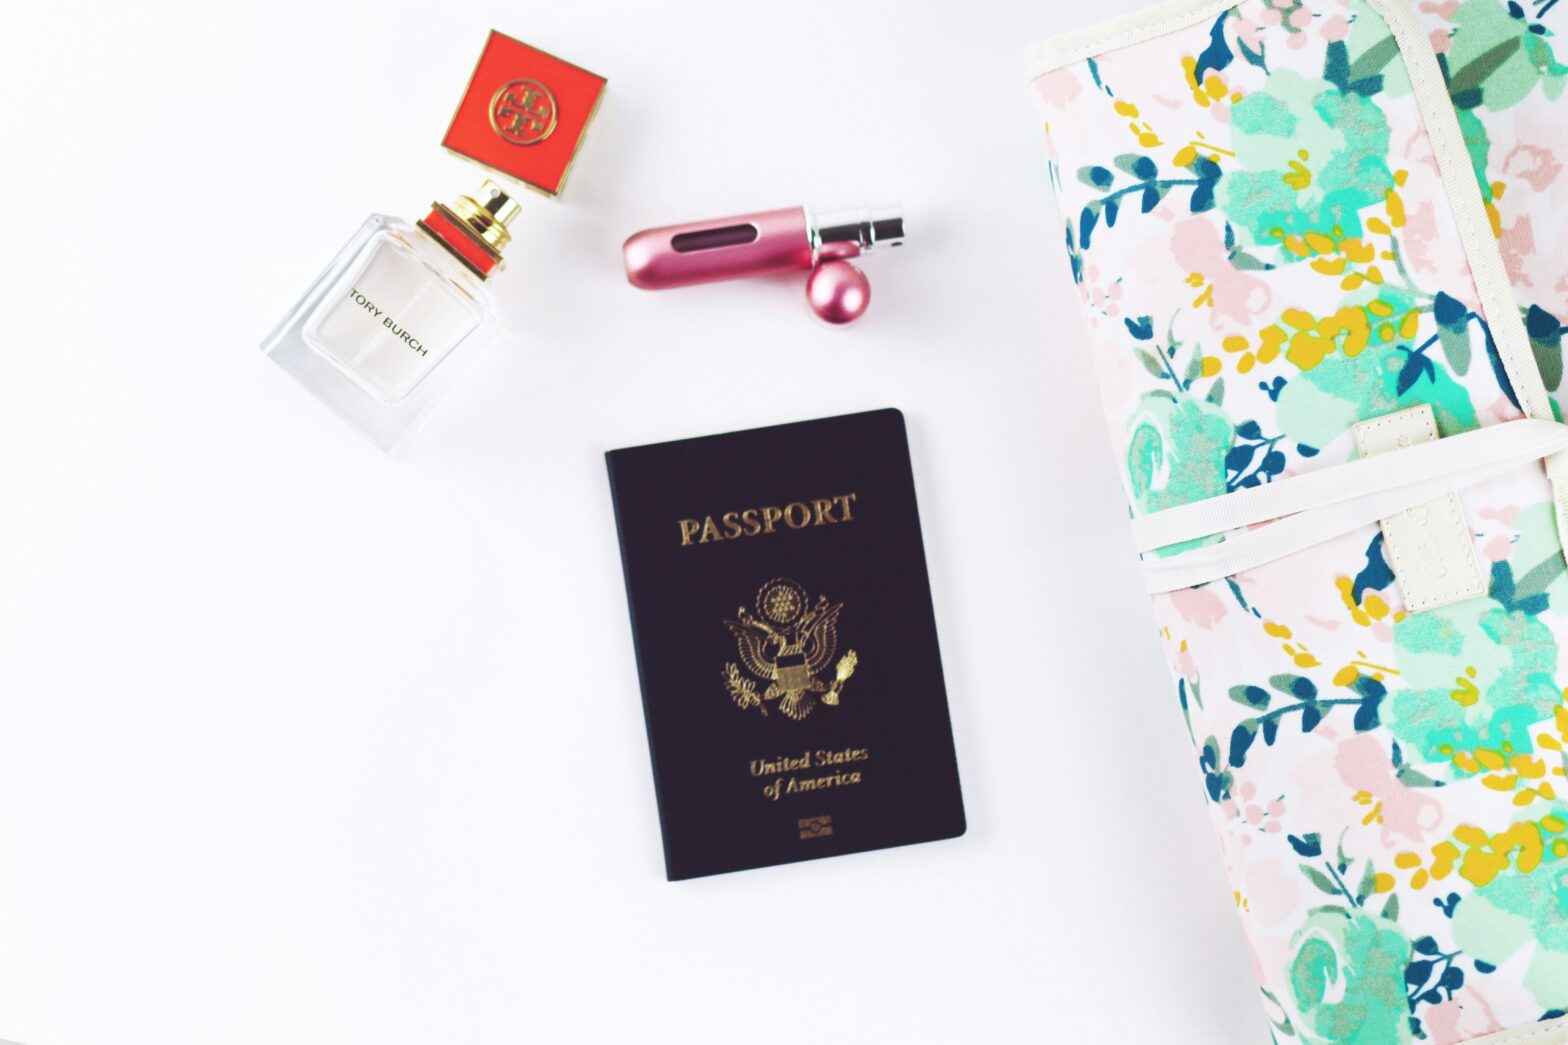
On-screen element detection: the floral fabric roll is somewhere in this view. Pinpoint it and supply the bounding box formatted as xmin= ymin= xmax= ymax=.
xmin=1028 ymin=0 xmax=1568 ymax=1041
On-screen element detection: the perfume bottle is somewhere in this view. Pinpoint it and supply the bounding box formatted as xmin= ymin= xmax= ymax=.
xmin=262 ymin=182 xmax=519 ymax=451
xmin=622 ymin=204 xmax=906 ymax=323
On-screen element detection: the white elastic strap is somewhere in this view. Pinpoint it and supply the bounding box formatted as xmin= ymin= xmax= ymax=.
xmin=1132 ymin=419 xmax=1568 ymax=554
xmin=1140 ymin=422 xmax=1568 ymax=592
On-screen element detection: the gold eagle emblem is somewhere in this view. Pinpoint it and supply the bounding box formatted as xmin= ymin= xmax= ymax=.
xmin=723 ymin=578 xmax=858 ymax=720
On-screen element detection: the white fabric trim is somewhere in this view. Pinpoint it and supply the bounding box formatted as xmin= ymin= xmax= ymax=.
xmin=1140 ymin=419 xmax=1568 ymax=592
xmin=1465 ymin=1015 xmax=1568 ymax=1045
xmin=1023 ymin=0 xmax=1235 ymax=79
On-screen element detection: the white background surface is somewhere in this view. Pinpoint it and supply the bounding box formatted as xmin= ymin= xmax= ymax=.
xmin=0 ymin=1 xmax=1264 ymax=1042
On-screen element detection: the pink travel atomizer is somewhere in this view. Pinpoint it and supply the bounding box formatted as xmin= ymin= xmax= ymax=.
xmin=622 ymin=204 xmax=905 ymax=323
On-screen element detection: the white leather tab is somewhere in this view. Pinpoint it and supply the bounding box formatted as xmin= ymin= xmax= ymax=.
xmin=1353 ymin=405 xmax=1486 ymax=613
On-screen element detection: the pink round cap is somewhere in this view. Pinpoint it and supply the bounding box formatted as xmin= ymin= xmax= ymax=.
xmin=806 ymin=260 xmax=870 ymax=324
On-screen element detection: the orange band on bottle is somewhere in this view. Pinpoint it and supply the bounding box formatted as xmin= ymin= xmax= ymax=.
xmin=420 ymin=208 xmax=500 ymax=277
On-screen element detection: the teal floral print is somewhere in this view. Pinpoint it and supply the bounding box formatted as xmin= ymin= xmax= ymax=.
xmin=1127 ymin=391 xmax=1236 ymax=514
xmin=1438 ymin=0 xmax=1568 ymax=422
xmin=1388 ymin=579 xmax=1560 ymax=767
xmin=1289 ymin=911 xmax=1414 ymax=1044
xmin=1445 ymin=0 xmax=1567 ymax=113
xmin=1453 ymin=857 xmax=1568 ymax=1009
xmin=1387 ymin=504 xmax=1565 ymax=772
xmin=1274 ymin=339 xmax=1480 ymax=449
xmin=1031 ymin=0 xmax=1568 ymax=1039
xmin=1222 ymin=67 xmax=1395 ymax=245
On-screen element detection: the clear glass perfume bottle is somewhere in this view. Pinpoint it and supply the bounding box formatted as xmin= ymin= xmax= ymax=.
xmin=262 ymin=181 xmax=519 ymax=451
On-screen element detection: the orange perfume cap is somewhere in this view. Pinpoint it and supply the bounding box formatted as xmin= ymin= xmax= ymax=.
xmin=442 ymin=31 xmax=606 ymax=198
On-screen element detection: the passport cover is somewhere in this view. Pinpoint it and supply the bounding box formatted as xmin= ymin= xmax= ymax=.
xmin=606 ymin=408 xmax=965 ymax=880
xmin=1029 ymin=4 xmax=1568 ymax=1040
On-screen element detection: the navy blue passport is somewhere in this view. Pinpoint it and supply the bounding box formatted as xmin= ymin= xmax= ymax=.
xmin=606 ymin=408 xmax=965 ymax=880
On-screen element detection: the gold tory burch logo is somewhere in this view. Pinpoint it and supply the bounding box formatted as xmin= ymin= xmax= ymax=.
xmin=489 ymin=79 xmax=558 ymax=145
